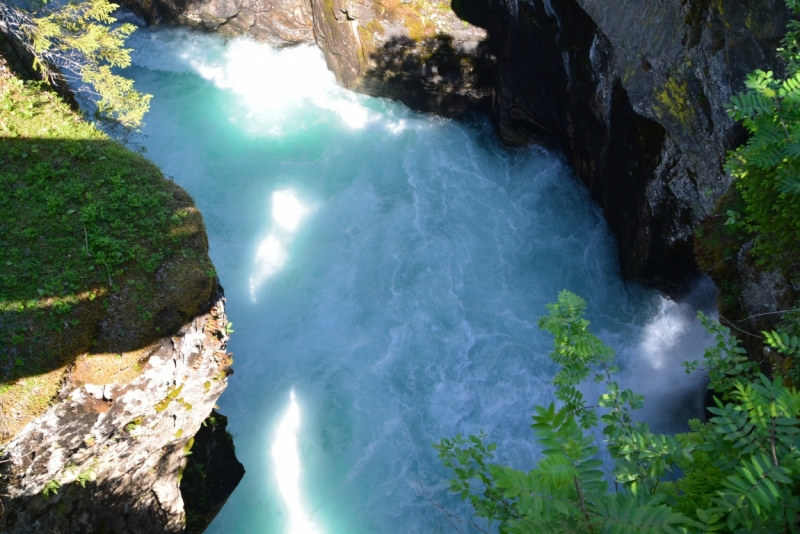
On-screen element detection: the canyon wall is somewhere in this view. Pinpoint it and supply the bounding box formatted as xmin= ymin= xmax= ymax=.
xmin=310 ymin=0 xmax=790 ymax=295
xmin=2 ymin=1 xmax=794 ymax=530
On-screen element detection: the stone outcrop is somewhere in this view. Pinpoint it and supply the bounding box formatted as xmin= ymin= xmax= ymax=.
xmin=468 ymin=0 xmax=788 ymax=294
xmin=0 ymin=285 xmax=243 ymax=533
xmin=311 ymin=0 xmax=493 ymax=114
xmin=0 ymin=27 xmax=244 ymax=533
xmin=120 ymin=0 xmax=315 ymax=45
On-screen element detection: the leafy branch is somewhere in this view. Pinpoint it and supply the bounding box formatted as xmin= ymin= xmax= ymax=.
xmin=0 ymin=0 xmax=151 ymax=132
xmin=435 ymin=290 xmax=800 ymax=533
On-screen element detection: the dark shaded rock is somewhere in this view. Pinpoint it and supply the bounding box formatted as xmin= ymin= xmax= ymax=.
xmin=445 ymin=0 xmax=789 ymax=295
xmin=181 ymin=411 xmax=245 ymax=533
xmin=359 ymin=33 xmax=495 ymax=115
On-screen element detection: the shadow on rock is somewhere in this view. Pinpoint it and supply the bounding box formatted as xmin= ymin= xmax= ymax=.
xmin=360 ymin=34 xmax=495 ymax=116
xmin=181 ymin=411 xmax=245 ymax=533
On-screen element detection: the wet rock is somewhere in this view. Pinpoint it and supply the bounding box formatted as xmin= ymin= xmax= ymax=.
xmin=119 ymin=0 xmax=315 ymax=45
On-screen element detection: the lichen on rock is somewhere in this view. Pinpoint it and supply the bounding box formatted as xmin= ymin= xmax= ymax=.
xmin=0 ymin=286 xmax=243 ymax=533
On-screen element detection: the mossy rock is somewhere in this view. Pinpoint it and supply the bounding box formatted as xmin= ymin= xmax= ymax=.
xmin=0 ymin=61 xmax=215 ymax=443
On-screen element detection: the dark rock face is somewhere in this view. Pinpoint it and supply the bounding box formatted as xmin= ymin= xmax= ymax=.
xmin=310 ymin=0 xmax=493 ymax=114
xmin=358 ymin=34 xmax=495 ymax=116
xmin=181 ymin=411 xmax=245 ymax=533
xmin=450 ymin=0 xmax=789 ymax=294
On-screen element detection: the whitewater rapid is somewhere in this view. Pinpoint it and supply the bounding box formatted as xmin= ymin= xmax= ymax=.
xmin=125 ymin=25 xmax=714 ymax=534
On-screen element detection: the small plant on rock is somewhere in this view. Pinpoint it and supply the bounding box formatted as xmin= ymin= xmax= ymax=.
xmin=41 ymin=479 xmax=61 ymax=498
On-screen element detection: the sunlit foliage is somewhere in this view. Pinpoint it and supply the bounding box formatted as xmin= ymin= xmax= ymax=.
xmin=1 ymin=0 xmax=150 ymax=130
xmin=435 ymin=291 xmax=800 ymax=533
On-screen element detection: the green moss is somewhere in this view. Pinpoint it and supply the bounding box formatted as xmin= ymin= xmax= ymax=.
xmin=654 ymin=76 xmax=696 ymax=128
xmin=0 ymin=66 xmax=213 ymax=442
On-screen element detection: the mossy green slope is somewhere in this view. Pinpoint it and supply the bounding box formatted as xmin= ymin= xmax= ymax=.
xmin=0 ymin=63 xmax=215 ymax=442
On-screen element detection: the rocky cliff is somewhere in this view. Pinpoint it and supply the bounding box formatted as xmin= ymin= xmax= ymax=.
xmin=0 ymin=36 xmax=244 ymax=532
xmin=310 ymin=0 xmax=789 ymax=296
xmin=0 ymin=286 xmax=241 ymax=534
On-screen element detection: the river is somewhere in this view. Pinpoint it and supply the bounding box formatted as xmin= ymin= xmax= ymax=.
xmin=125 ymin=25 xmax=714 ymax=534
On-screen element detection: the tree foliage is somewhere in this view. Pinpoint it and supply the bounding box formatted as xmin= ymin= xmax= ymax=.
xmin=0 ymin=0 xmax=150 ymax=130
xmin=724 ymin=0 xmax=800 ymax=272
xmin=435 ymin=290 xmax=800 ymax=533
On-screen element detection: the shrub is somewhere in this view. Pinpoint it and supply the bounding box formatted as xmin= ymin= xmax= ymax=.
xmin=724 ymin=0 xmax=800 ymax=274
xmin=435 ymin=290 xmax=800 ymax=533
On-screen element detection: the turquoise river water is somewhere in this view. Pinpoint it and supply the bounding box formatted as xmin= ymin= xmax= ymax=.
xmin=125 ymin=24 xmax=715 ymax=534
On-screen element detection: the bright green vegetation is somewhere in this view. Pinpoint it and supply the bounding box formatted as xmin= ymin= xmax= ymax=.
xmin=723 ymin=0 xmax=800 ymax=275
xmin=436 ymin=291 xmax=800 ymax=533
xmin=0 ymin=63 xmax=212 ymax=442
xmin=1 ymin=0 xmax=151 ymax=129
xmin=1 ymin=79 xmax=189 ymax=300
